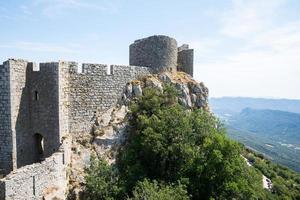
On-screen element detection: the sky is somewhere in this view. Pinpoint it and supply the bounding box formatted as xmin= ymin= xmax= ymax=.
xmin=0 ymin=0 xmax=300 ymax=99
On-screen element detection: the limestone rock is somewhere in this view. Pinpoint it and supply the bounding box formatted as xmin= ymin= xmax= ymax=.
xmin=176 ymin=83 xmax=192 ymax=108
xmin=111 ymin=105 xmax=127 ymax=124
xmin=191 ymin=83 xmax=203 ymax=94
xmin=125 ymin=83 xmax=133 ymax=98
xmin=145 ymin=78 xmax=163 ymax=91
xmin=97 ymin=107 xmax=114 ymax=127
xmin=191 ymin=93 xmax=197 ymax=104
xmin=159 ymin=72 xmax=173 ymax=83
xmin=133 ymin=84 xmax=143 ymax=97
xmin=195 ymin=95 xmax=207 ymax=108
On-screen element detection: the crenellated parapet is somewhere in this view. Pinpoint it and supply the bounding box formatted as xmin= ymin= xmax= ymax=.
xmin=0 ymin=35 xmax=195 ymax=177
xmin=64 ymin=62 xmax=152 ymax=135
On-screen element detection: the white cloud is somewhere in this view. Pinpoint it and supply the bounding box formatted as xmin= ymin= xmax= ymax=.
xmin=249 ymin=21 xmax=300 ymax=52
xmin=20 ymin=5 xmax=32 ymax=15
xmin=194 ymin=0 xmax=300 ymax=99
xmin=0 ymin=42 xmax=78 ymax=54
xmin=195 ymin=22 xmax=300 ymax=99
xmin=190 ymin=38 xmax=221 ymax=55
xmin=32 ymin=0 xmax=117 ymax=17
xmin=227 ymin=20 xmax=300 ymax=71
xmin=220 ymin=0 xmax=285 ymax=38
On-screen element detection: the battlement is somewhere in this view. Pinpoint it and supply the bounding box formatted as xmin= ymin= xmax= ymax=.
xmin=0 ymin=35 xmax=194 ymax=178
xmin=2 ymin=60 xmax=152 ymax=76
xmin=62 ymin=61 xmax=151 ymax=76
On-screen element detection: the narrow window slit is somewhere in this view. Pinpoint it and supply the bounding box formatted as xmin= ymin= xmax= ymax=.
xmin=34 ymin=91 xmax=39 ymax=101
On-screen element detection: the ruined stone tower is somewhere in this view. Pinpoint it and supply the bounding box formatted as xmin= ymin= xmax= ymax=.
xmin=0 ymin=35 xmax=194 ymax=176
xmin=177 ymin=44 xmax=194 ymax=76
xmin=0 ymin=60 xmax=69 ymax=174
xmin=129 ymin=35 xmax=194 ymax=76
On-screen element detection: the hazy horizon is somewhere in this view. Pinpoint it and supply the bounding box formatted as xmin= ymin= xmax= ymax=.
xmin=1 ymin=0 xmax=299 ymax=99
xmin=210 ymin=96 xmax=300 ymax=100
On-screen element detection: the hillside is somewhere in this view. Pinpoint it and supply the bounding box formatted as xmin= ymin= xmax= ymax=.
xmin=209 ymin=97 xmax=300 ymax=173
xmin=230 ymin=108 xmax=300 ymax=144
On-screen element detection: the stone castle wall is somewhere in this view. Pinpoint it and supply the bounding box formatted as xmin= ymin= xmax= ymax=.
xmin=67 ymin=63 xmax=152 ymax=135
xmin=0 ymin=60 xmax=152 ymax=199
xmin=0 ymin=35 xmax=195 ymax=199
xmin=0 ymin=60 xmax=63 ymax=172
xmin=27 ymin=62 xmax=61 ymax=162
xmin=58 ymin=61 xmax=71 ymax=139
xmin=10 ymin=60 xmax=31 ymax=170
xmin=0 ymin=60 xmax=31 ymax=173
xmin=0 ymin=62 xmax=13 ymax=174
xmin=177 ymin=44 xmax=194 ymax=77
xmin=0 ymin=140 xmax=71 ymax=200
xmin=0 ymin=59 xmax=152 ymax=176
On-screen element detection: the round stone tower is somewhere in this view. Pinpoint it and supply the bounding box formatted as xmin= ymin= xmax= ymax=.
xmin=129 ymin=35 xmax=178 ymax=73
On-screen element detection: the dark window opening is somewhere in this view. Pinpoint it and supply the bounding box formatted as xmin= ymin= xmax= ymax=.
xmin=34 ymin=133 xmax=44 ymax=162
xmin=34 ymin=91 xmax=39 ymax=101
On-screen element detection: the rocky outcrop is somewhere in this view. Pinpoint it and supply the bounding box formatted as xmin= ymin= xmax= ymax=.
xmin=122 ymin=71 xmax=209 ymax=110
xmin=67 ymin=71 xmax=209 ymax=199
xmin=67 ymin=105 xmax=130 ymax=199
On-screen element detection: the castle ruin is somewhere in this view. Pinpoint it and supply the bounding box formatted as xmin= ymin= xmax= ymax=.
xmin=0 ymin=35 xmax=194 ymax=199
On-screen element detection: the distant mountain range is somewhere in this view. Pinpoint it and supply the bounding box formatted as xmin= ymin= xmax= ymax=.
xmin=231 ymin=108 xmax=300 ymax=144
xmin=210 ymin=97 xmax=300 ymax=172
xmin=210 ymin=97 xmax=300 ymax=115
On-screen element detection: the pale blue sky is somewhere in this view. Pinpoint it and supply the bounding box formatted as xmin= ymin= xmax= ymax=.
xmin=0 ymin=0 xmax=300 ymax=99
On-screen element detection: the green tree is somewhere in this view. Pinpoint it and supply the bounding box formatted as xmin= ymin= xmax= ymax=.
xmin=84 ymin=157 xmax=123 ymax=200
xmin=84 ymin=85 xmax=300 ymax=199
xmin=129 ymin=179 xmax=189 ymax=200
xmin=118 ymin=86 xmax=265 ymax=199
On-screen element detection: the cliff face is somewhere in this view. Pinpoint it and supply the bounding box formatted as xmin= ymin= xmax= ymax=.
xmin=67 ymin=71 xmax=209 ymax=199
xmin=123 ymin=71 xmax=209 ymax=110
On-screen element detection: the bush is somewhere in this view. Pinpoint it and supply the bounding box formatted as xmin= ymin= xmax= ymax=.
xmin=129 ymin=179 xmax=189 ymax=200
xmin=117 ymin=86 xmax=265 ymax=199
xmin=84 ymin=157 xmax=123 ymax=200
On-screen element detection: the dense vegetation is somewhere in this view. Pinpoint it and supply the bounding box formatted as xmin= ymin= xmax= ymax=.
xmin=223 ymin=108 xmax=300 ymax=172
xmin=227 ymin=126 xmax=300 ymax=172
xmin=243 ymin=149 xmax=300 ymax=200
xmin=84 ymin=85 xmax=300 ymax=199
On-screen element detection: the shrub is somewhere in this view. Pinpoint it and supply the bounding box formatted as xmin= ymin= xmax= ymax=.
xmin=129 ymin=179 xmax=189 ymax=200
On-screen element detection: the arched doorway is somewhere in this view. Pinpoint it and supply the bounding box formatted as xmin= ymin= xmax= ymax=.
xmin=34 ymin=133 xmax=44 ymax=162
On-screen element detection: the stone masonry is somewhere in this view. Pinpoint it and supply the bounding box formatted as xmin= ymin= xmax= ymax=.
xmin=0 ymin=35 xmax=195 ymax=199
xmin=177 ymin=44 xmax=194 ymax=76
xmin=130 ymin=35 xmax=178 ymax=73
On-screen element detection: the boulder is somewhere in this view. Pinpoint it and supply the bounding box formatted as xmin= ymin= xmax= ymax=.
xmin=176 ymin=83 xmax=192 ymax=107
xmin=145 ymin=78 xmax=163 ymax=91
xmin=125 ymin=83 xmax=133 ymax=98
xmin=191 ymin=94 xmax=197 ymax=104
xmin=191 ymin=83 xmax=203 ymax=94
xmin=195 ymin=95 xmax=207 ymax=108
xmin=133 ymin=84 xmax=143 ymax=97
xmin=159 ymin=72 xmax=173 ymax=83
